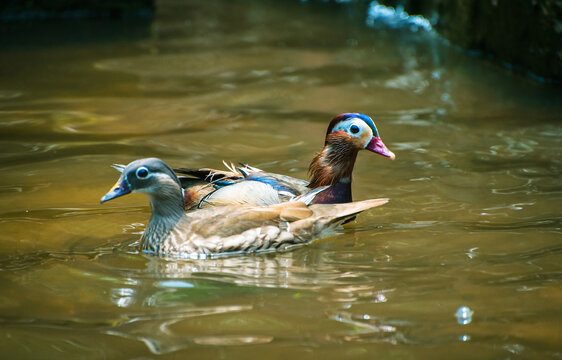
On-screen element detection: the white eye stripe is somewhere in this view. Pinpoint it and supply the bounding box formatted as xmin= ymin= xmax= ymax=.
xmin=332 ymin=118 xmax=370 ymax=137
xmin=330 ymin=118 xmax=375 ymax=149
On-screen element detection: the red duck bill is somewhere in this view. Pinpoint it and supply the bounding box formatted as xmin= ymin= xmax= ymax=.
xmin=366 ymin=137 xmax=396 ymax=160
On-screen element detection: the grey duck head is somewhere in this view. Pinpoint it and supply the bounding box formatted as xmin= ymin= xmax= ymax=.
xmin=100 ymin=158 xmax=182 ymax=204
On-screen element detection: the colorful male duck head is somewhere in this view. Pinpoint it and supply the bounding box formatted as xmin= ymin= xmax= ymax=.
xmin=325 ymin=113 xmax=395 ymax=160
xmin=308 ymin=113 xmax=394 ymax=203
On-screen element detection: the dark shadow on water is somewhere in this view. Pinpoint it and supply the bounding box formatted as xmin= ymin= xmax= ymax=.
xmin=1 ymin=18 xmax=152 ymax=49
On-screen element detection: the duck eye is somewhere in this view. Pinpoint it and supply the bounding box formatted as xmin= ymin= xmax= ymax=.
xmin=350 ymin=124 xmax=360 ymax=134
xmin=136 ymin=167 xmax=149 ymax=179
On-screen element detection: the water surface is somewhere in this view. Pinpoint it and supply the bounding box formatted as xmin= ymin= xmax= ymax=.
xmin=0 ymin=0 xmax=561 ymax=358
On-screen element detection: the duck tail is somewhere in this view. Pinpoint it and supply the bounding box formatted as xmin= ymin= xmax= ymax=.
xmin=290 ymin=198 xmax=389 ymax=239
xmin=310 ymin=198 xmax=388 ymax=220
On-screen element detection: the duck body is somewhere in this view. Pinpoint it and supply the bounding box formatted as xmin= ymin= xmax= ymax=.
xmin=142 ymin=199 xmax=387 ymax=258
xmin=101 ymin=158 xmax=388 ymax=258
xmin=174 ymin=113 xmax=395 ymax=209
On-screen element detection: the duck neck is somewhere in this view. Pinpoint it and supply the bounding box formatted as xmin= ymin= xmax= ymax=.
xmin=308 ymin=136 xmax=358 ymax=203
xmin=141 ymin=183 xmax=185 ymax=254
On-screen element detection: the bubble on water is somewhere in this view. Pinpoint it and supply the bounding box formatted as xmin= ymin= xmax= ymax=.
xmin=455 ymin=306 xmax=474 ymax=325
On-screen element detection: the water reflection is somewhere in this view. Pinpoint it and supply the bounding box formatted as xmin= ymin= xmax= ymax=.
xmin=96 ymin=251 xmax=404 ymax=354
xmin=143 ymin=245 xmax=382 ymax=289
xmin=454 ymin=306 xmax=473 ymax=325
xmin=106 ymin=303 xmax=256 ymax=354
xmin=50 ymin=242 xmax=406 ymax=353
xmin=111 ymin=287 xmax=136 ymax=308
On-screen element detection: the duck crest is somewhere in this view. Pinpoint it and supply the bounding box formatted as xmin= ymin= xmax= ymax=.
xmin=325 ymin=113 xmax=379 ymax=139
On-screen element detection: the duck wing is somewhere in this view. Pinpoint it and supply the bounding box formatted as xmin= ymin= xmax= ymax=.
xmin=175 ymin=162 xmax=310 ymax=208
xmin=175 ymin=161 xmax=244 ymax=186
xmin=242 ymin=170 xmax=310 ymax=200
xmin=160 ymin=198 xmax=388 ymax=257
xmin=197 ymin=180 xmax=282 ymax=208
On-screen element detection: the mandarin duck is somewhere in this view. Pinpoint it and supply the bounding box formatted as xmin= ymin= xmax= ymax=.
xmin=175 ymin=113 xmax=395 ymax=209
xmin=101 ymin=158 xmax=388 ymax=258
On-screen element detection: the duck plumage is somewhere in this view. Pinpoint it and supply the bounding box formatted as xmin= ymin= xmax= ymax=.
xmin=101 ymin=158 xmax=388 ymax=258
xmin=175 ymin=113 xmax=394 ymax=209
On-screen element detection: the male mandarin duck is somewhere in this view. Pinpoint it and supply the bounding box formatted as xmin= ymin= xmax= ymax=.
xmin=175 ymin=113 xmax=395 ymax=209
xmin=101 ymin=158 xmax=388 ymax=258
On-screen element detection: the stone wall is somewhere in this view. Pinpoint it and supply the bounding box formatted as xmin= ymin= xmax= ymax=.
xmin=381 ymin=0 xmax=562 ymax=82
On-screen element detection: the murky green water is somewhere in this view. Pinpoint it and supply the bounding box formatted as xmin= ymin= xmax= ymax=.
xmin=1 ymin=1 xmax=561 ymax=358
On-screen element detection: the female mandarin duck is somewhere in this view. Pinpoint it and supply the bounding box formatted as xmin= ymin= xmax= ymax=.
xmin=175 ymin=113 xmax=395 ymax=209
xmin=101 ymin=158 xmax=388 ymax=258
